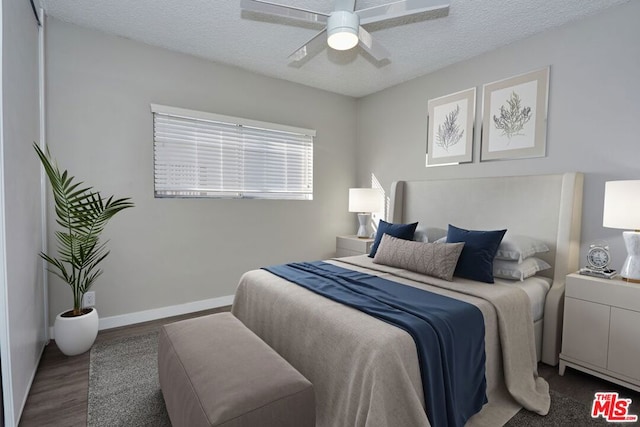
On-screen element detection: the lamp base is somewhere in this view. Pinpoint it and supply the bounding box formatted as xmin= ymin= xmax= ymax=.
xmin=356 ymin=213 xmax=371 ymax=238
xmin=620 ymin=230 xmax=640 ymax=283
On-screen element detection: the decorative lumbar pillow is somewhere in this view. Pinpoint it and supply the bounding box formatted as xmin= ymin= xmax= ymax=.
xmin=495 ymin=235 xmax=550 ymax=263
xmin=446 ymin=224 xmax=507 ymax=284
xmin=413 ymin=226 xmax=448 ymax=243
xmin=369 ymin=220 xmax=419 ymax=258
xmin=373 ymin=234 xmax=464 ymax=281
xmin=493 ymin=257 xmax=551 ymax=281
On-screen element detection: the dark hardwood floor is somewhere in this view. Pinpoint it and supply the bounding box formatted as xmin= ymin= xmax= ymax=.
xmin=18 ymin=305 xmax=640 ymax=426
xmin=18 ymin=307 xmax=230 ymax=427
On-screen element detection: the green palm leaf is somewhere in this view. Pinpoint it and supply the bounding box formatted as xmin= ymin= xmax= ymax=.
xmin=35 ymin=143 xmax=134 ymax=315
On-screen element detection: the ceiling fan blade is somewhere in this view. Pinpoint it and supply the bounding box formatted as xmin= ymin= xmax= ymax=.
xmin=288 ymin=29 xmax=327 ymax=63
xmin=358 ymin=26 xmax=390 ymax=61
xmin=241 ymin=0 xmax=329 ymax=24
xmin=356 ymin=0 xmax=449 ymax=25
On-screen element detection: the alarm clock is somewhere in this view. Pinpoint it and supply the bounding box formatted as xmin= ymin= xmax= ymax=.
xmin=587 ymin=241 xmax=610 ymax=271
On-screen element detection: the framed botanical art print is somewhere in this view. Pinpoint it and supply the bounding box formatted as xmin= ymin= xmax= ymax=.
xmin=426 ymin=87 xmax=475 ymax=166
xmin=481 ymin=67 xmax=549 ymax=161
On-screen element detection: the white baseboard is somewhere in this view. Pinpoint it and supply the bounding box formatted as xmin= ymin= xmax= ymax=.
xmin=48 ymin=295 xmax=234 ymax=339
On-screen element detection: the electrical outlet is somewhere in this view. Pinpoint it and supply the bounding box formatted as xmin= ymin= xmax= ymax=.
xmin=83 ymin=291 xmax=96 ymax=307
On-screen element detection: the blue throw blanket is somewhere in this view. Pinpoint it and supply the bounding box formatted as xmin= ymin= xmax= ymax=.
xmin=263 ymin=261 xmax=487 ymax=427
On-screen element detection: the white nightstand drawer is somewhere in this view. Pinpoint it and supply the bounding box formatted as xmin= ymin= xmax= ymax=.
xmin=566 ymin=274 xmax=640 ymax=312
xmin=336 ymin=235 xmax=374 ymax=257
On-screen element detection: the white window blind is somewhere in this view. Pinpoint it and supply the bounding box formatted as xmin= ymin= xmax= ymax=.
xmin=151 ymin=105 xmax=314 ymax=200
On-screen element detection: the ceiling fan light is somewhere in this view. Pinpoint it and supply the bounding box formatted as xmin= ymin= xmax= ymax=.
xmin=327 ymin=10 xmax=359 ymax=51
xmin=328 ymin=30 xmax=359 ymax=50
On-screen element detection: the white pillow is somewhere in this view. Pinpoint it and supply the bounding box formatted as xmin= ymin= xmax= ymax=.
xmin=495 ymin=235 xmax=549 ymax=263
xmin=436 ymin=234 xmax=549 ymax=263
xmin=493 ymin=257 xmax=551 ymax=281
xmin=413 ymin=227 xmax=447 ymax=243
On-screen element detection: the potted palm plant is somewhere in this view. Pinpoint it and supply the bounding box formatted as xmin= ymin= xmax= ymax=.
xmin=35 ymin=143 xmax=134 ymax=356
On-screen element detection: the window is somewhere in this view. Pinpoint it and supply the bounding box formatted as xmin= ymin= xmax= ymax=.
xmin=151 ymin=104 xmax=315 ymax=200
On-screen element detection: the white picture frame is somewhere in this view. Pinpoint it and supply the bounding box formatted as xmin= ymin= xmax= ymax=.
xmin=481 ymin=67 xmax=549 ymax=161
xmin=426 ymin=87 xmax=475 ymax=166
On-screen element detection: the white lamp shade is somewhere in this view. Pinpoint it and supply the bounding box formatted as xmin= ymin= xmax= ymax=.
xmin=349 ymin=188 xmax=383 ymax=213
xmin=603 ymin=180 xmax=640 ymax=230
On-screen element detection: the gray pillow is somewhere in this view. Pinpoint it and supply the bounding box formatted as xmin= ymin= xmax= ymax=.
xmin=373 ymin=234 xmax=464 ymax=281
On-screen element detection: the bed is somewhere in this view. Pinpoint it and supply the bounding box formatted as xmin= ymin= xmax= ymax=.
xmin=231 ymin=172 xmax=584 ymax=427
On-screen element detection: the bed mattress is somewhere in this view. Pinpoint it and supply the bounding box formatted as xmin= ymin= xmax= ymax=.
xmin=232 ymin=255 xmax=550 ymax=427
xmin=496 ymin=276 xmax=551 ymax=322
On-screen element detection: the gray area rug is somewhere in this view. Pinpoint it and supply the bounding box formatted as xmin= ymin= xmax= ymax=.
xmin=506 ymin=390 xmax=625 ymax=426
xmin=87 ymin=330 xmax=612 ymax=426
xmin=88 ymin=331 xmax=170 ymax=427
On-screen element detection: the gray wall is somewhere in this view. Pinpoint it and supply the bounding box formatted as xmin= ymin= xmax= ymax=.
xmin=357 ymin=1 xmax=640 ymax=267
xmin=0 ymin=0 xmax=45 ymax=425
xmin=44 ymin=2 xmax=639 ymax=325
xmin=45 ymin=19 xmax=357 ymax=323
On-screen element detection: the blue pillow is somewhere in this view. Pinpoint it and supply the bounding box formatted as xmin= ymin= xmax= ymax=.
xmin=447 ymin=224 xmax=507 ymax=283
xmin=369 ymin=220 xmax=419 ymax=257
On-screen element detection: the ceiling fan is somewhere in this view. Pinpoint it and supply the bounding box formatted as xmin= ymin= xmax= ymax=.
xmin=240 ymin=0 xmax=450 ymax=63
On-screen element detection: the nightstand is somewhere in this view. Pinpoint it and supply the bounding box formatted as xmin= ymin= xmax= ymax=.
xmin=336 ymin=235 xmax=374 ymax=257
xmin=559 ymin=273 xmax=640 ymax=392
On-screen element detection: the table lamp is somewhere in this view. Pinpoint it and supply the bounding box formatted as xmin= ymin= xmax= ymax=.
xmin=603 ymin=180 xmax=640 ymax=283
xmin=349 ymin=188 xmax=383 ymax=238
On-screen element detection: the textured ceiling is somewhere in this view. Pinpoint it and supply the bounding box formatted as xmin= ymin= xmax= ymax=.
xmin=41 ymin=0 xmax=628 ymax=98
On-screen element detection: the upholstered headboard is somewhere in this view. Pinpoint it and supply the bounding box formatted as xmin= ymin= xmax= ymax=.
xmin=388 ymin=173 xmax=584 ymax=365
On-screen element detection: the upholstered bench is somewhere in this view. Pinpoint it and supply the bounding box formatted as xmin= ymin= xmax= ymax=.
xmin=158 ymin=312 xmax=315 ymax=427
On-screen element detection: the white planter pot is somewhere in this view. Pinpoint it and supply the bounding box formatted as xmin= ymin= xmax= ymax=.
xmin=54 ymin=307 xmax=99 ymax=356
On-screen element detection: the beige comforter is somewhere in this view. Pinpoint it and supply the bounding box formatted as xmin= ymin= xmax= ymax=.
xmin=231 ymin=255 xmax=550 ymax=427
